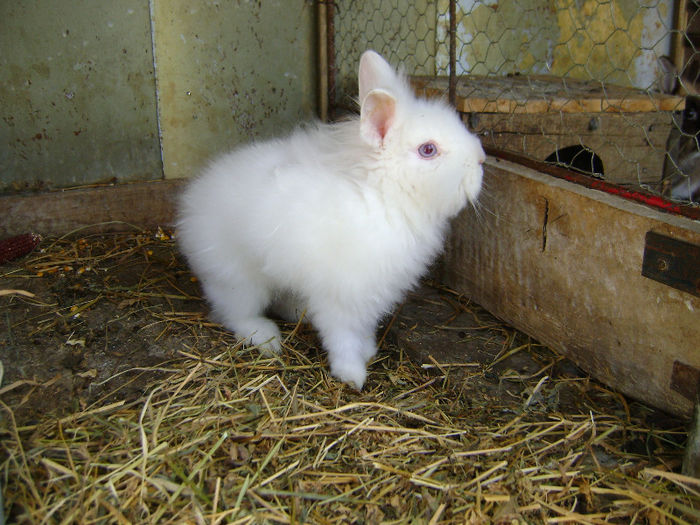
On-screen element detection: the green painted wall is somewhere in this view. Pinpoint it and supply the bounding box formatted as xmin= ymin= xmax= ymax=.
xmin=1 ymin=1 xmax=161 ymax=191
xmin=1 ymin=1 xmax=674 ymax=191
xmin=1 ymin=0 xmax=316 ymax=191
xmin=153 ymin=0 xmax=316 ymax=180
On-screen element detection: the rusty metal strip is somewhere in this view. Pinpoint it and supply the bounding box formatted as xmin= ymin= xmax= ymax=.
xmin=642 ymin=231 xmax=700 ymax=297
xmin=671 ymin=360 xmax=700 ymax=402
xmin=484 ymin=147 xmax=700 ymax=221
xmin=448 ymin=0 xmax=456 ymax=107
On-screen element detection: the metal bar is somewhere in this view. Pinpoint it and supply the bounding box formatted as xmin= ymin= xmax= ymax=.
xmin=326 ymin=1 xmax=336 ymax=120
xmin=448 ymin=0 xmax=456 ymax=106
xmin=672 ymin=0 xmax=688 ymax=73
xmin=484 ymin=146 xmax=700 ymax=221
xmin=642 ymin=232 xmax=700 ymax=298
xmin=317 ymin=0 xmax=328 ymax=121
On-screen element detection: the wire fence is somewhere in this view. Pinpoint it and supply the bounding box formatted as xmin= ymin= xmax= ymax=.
xmin=327 ymin=0 xmax=700 ymax=204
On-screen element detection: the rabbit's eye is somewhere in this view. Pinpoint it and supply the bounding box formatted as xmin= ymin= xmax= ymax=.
xmin=418 ymin=142 xmax=438 ymax=158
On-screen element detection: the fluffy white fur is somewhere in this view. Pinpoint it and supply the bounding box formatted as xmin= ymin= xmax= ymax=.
xmin=177 ymin=50 xmax=485 ymax=389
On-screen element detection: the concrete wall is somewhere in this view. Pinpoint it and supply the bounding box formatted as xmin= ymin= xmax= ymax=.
xmin=1 ymin=1 xmax=675 ymax=191
xmin=153 ymin=1 xmax=316 ymax=180
xmin=0 ymin=0 xmax=316 ymax=191
xmin=1 ymin=1 xmax=161 ymax=191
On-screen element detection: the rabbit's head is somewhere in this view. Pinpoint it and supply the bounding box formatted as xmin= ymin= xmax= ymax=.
xmin=357 ymin=50 xmax=485 ymax=219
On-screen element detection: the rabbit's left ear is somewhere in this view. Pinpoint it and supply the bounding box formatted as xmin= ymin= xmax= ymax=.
xmin=360 ymin=89 xmax=396 ymax=148
xmin=358 ymin=50 xmax=400 ymax=103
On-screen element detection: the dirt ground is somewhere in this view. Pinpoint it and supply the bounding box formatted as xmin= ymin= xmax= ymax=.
xmin=0 ymin=230 xmax=203 ymax=425
xmin=0 ymin=229 xmax=680 ymax=431
xmin=1 ymin=229 xmax=694 ymax=523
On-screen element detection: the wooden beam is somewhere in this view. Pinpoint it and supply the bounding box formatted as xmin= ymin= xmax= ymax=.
xmin=442 ymin=157 xmax=700 ymax=417
xmin=1 ymin=179 xmax=184 ymax=238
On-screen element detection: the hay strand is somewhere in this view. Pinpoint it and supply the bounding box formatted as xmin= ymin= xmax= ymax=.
xmin=0 ymin=230 xmax=695 ymax=523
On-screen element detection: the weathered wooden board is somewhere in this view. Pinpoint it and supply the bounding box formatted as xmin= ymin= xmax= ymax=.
xmin=470 ymin=112 xmax=671 ymax=184
xmin=412 ymin=75 xmax=684 ymax=114
xmin=1 ymin=179 xmax=183 ymax=238
xmin=442 ymin=157 xmax=700 ymax=417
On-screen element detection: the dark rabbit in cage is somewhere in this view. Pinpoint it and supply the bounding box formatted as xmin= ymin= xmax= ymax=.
xmin=659 ymin=56 xmax=700 ymax=202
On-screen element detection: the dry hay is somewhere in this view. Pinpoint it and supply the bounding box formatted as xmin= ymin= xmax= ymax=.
xmin=1 ymin=228 xmax=698 ymax=524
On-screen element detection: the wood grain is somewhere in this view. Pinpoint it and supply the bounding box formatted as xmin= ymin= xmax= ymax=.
xmin=412 ymin=75 xmax=685 ymax=113
xmin=442 ymin=157 xmax=700 ymax=417
xmin=1 ymin=179 xmax=183 ymax=238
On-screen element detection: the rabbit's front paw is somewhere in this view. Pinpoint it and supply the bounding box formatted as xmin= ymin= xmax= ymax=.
xmin=239 ymin=318 xmax=282 ymax=355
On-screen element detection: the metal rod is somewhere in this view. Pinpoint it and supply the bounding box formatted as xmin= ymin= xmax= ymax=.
xmin=672 ymin=0 xmax=688 ymax=74
xmin=317 ymin=0 xmax=328 ymax=121
xmin=326 ymin=1 xmax=336 ymax=120
xmin=448 ymin=0 xmax=456 ymax=106
xmin=484 ymin=146 xmax=700 ymax=221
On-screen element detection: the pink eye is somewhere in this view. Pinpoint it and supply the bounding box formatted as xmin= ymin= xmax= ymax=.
xmin=418 ymin=142 xmax=438 ymax=158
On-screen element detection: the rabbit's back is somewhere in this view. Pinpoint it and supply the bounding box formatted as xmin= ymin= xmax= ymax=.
xmin=178 ymin=121 xmax=444 ymax=308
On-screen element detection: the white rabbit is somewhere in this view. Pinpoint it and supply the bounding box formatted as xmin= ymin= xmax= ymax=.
xmin=177 ymin=50 xmax=485 ymax=389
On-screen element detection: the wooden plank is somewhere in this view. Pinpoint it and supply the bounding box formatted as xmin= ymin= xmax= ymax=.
xmin=1 ymin=179 xmax=183 ymax=238
xmin=484 ymin=148 xmax=700 ymax=221
xmin=477 ymin=130 xmax=667 ymax=185
xmin=470 ymin=109 xmax=673 ymax=181
xmin=412 ymin=75 xmax=685 ymax=114
xmin=471 ymin=111 xmax=669 ymax=138
xmin=442 ymin=157 xmax=700 ymax=417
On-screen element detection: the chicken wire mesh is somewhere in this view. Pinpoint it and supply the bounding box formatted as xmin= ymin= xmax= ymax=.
xmin=326 ymin=0 xmax=700 ymax=204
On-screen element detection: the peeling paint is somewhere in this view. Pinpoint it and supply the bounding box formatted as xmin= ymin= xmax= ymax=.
xmin=442 ymin=0 xmax=673 ymax=87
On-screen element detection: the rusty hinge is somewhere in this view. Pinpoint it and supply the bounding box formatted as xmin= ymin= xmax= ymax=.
xmin=642 ymin=231 xmax=700 ymax=298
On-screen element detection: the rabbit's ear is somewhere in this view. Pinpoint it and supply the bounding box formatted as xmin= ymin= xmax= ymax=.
xmin=360 ymin=89 xmax=397 ymax=148
xmin=359 ymin=50 xmax=400 ymax=103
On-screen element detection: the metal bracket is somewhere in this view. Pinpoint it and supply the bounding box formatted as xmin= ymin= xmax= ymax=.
xmin=671 ymin=360 xmax=700 ymax=402
xmin=642 ymin=231 xmax=700 ymax=298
